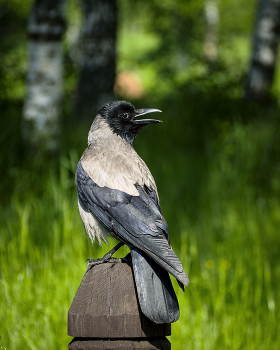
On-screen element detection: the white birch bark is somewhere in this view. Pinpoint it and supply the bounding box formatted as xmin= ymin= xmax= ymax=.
xmin=23 ymin=0 xmax=65 ymax=151
xmin=245 ymin=0 xmax=280 ymax=102
xmin=204 ymin=0 xmax=219 ymax=62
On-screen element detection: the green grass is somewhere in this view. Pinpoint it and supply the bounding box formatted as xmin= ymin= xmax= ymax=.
xmin=171 ymin=191 xmax=280 ymax=349
xmin=1 ymin=115 xmax=280 ymax=349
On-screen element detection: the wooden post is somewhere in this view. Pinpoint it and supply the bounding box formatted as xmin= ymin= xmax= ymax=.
xmin=68 ymin=261 xmax=171 ymax=350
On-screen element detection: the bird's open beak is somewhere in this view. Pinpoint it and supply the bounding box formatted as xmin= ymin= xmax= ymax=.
xmin=133 ymin=108 xmax=162 ymax=124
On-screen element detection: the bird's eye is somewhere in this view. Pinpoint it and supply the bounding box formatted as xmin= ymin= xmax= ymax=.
xmin=122 ymin=113 xmax=130 ymax=120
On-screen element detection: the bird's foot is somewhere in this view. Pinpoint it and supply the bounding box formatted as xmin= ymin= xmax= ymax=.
xmin=86 ymin=242 xmax=131 ymax=268
xmin=86 ymin=257 xmax=123 ymax=266
xmin=86 ymin=253 xmax=131 ymax=267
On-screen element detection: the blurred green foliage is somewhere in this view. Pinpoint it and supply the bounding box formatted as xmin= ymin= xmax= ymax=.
xmin=1 ymin=0 xmax=280 ymax=349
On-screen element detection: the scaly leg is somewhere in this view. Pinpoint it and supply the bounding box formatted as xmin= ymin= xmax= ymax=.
xmin=86 ymin=242 xmax=126 ymax=266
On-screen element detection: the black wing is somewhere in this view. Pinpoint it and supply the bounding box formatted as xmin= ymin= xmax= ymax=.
xmin=76 ymin=161 xmax=189 ymax=286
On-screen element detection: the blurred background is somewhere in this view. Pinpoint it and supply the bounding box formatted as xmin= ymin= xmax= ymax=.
xmin=1 ymin=0 xmax=280 ymax=348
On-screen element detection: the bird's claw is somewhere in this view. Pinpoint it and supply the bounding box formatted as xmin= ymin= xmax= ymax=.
xmin=86 ymin=258 xmax=102 ymax=265
xmin=86 ymin=257 xmax=123 ymax=267
xmin=86 ymin=254 xmax=132 ymax=267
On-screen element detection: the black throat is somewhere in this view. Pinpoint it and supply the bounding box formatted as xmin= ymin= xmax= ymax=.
xmin=110 ymin=124 xmax=146 ymax=146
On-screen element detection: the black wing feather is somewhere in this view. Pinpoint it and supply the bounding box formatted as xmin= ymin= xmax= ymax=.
xmin=76 ymin=161 xmax=167 ymax=237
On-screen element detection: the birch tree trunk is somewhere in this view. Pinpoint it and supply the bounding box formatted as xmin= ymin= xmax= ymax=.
xmin=245 ymin=0 xmax=280 ymax=102
xmin=204 ymin=0 xmax=219 ymax=62
xmin=75 ymin=0 xmax=117 ymax=121
xmin=23 ymin=0 xmax=66 ymax=151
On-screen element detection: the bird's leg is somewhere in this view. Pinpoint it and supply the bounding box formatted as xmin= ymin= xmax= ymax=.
xmin=86 ymin=242 xmax=126 ymax=266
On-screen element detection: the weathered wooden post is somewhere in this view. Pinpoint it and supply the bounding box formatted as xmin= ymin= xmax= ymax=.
xmin=68 ymin=261 xmax=171 ymax=350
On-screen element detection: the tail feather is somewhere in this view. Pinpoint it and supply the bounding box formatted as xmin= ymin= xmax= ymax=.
xmin=131 ymin=248 xmax=180 ymax=324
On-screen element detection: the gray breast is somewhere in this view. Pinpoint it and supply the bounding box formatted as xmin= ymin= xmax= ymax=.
xmin=81 ymin=117 xmax=158 ymax=197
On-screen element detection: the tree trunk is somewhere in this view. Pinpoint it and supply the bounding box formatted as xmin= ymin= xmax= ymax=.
xmin=203 ymin=0 xmax=219 ymax=62
xmin=245 ymin=0 xmax=280 ymax=102
xmin=23 ymin=0 xmax=66 ymax=152
xmin=75 ymin=0 xmax=117 ymax=122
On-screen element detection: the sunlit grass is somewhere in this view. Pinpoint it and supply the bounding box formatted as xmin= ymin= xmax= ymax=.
xmin=171 ymin=199 xmax=279 ymax=349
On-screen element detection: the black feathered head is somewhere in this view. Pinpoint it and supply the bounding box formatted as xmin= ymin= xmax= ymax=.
xmin=98 ymin=100 xmax=162 ymax=145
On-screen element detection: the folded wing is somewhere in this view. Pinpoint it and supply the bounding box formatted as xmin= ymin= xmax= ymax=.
xmin=76 ymin=160 xmax=189 ymax=288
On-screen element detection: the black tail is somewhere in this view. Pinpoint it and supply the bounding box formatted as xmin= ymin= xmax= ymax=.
xmin=131 ymin=248 xmax=180 ymax=324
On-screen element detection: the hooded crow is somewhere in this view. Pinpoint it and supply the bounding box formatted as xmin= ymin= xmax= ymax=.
xmin=76 ymin=100 xmax=189 ymax=324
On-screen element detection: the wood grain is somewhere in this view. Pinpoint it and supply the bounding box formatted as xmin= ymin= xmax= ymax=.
xmin=68 ymin=262 xmax=171 ymax=338
xmin=68 ymin=337 xmax=171 ymax=350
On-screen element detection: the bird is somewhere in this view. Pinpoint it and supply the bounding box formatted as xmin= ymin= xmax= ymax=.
xmin=75 ymin=100 xmax=189 ymax=324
